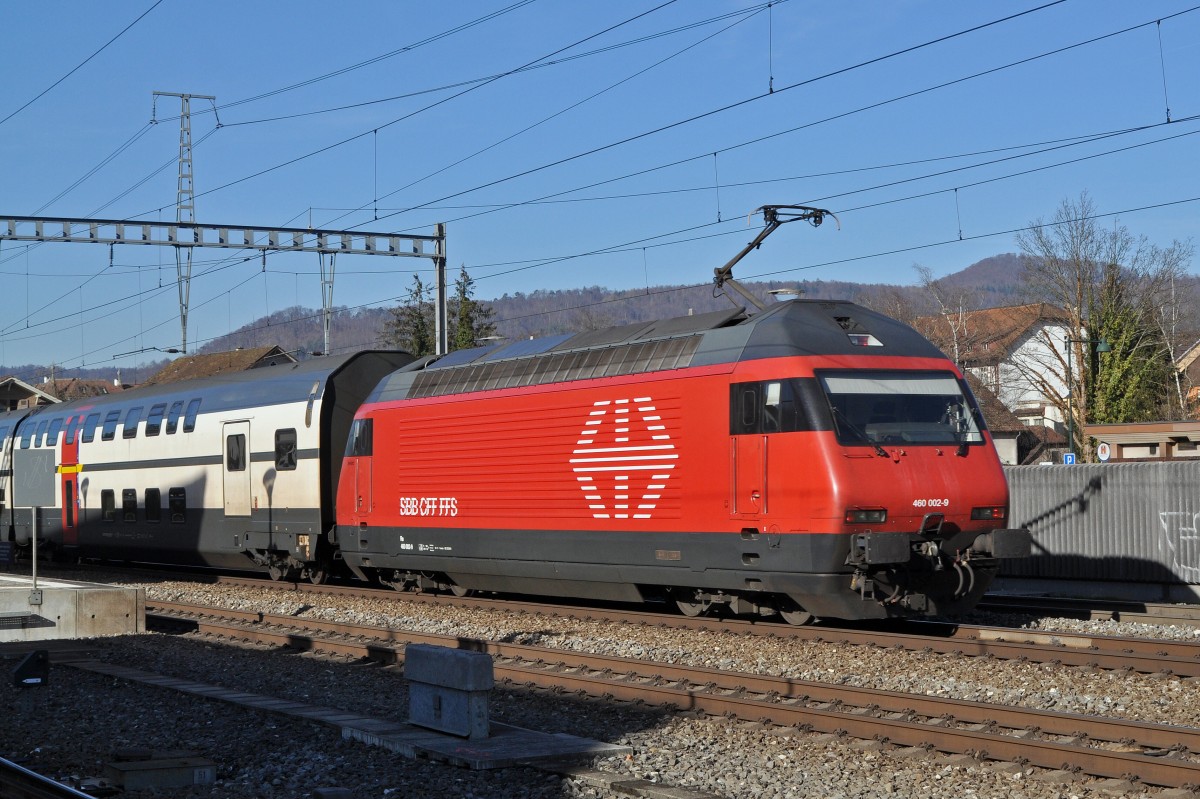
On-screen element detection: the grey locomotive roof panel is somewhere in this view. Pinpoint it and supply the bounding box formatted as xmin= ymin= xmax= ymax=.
xmin=367 ymin=300 xmax=948 ymax=404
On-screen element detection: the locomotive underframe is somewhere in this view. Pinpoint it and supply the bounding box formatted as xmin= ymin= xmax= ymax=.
xmin=336 ymin=524 xmax=1029 ymax=621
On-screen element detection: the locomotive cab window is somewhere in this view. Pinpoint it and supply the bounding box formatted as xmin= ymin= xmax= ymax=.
xmin=275 ymin=429 xmax=297 ymax=470
xmin=729 ymin=379 xmax=813 ymax=435
xmin=818 ymin=370 xmax=985 ymax=448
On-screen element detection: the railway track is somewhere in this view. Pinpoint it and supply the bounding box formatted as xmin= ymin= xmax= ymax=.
xmin=147 ymin=600 xmax=1200 ymax=789
xmin=0 ymin=757 xmax=94 ymax=799
xmin=151 ymin=574 xmax=1200 ymax=677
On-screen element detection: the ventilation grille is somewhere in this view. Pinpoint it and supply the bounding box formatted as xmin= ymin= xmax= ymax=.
xmin=408 ymin=335 xmax=702 ymax=399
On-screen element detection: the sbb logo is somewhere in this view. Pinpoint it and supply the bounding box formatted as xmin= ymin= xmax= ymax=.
xmin=569 ymin=397 xmax=676 ymax=520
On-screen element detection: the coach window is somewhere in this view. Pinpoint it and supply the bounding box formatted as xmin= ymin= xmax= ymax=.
xmin=47 ymin=418 xmax=63 ymax=447
xmin=183 ymin=398 xmax=201 ymax=433
xmin=122 ymin=489 xmax=137 ymax=522
xmin=65 ymin=417 xmax=79 ymax=444
xmin=101 ymin=410 xmax=120 ymax=441
xmin=145 ymin=488 xmax=162 ymax=523
xmin=169 ymin=488 xmax=186 ymax=523
xmin=146 ymin=404 xmax=166 ymax=436
xmin=101 ymin=489 xmax=116 ymax=522
xmin=122 ymin=407 xmax=142 ymax=439
xmin=19 ymin=422 xmax=34 ymax=449
xmin=34 ymin=420 xmax=48 ymax=448
xmin=0 ymin=425 xmax=9 ymax=449
xmin=165 ymin=400 xmax=184 ymax=434
xmin=81 ymin=412 xmax=101 ymax=443
xmin=227 ymin=434 xmax=247 ymax=472
xmin=275 ymin=429 xmax=297 ymax=470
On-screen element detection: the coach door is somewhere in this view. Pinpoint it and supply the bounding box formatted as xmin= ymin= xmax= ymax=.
xmin=223 ymin=422 xmax=252 ymax=517
xmin=60 ymin=415 xmax=81 ymax=545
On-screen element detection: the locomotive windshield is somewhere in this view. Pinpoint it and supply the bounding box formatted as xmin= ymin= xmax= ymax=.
xmin=818 ymin=370 xmax=984 ymax=447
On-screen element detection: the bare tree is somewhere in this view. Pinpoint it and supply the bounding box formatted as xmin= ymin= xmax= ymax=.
xmin=913 ymin=264 xmax=974 ymax=365
xmin=1016 ymin=192 xmax=1194 ymax=454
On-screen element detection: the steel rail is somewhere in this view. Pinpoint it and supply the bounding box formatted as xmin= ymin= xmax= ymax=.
xmin=0 ymin=757 xmax=95 ymax=799
xmin=155 ymin=579 xmax=1200 ymax=677
xmin=147 ymin=602 xmax=1200 ymax=788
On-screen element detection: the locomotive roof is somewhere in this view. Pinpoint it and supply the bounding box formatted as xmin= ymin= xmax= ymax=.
xmin=370 ymin=300 xmax=948 ymax=403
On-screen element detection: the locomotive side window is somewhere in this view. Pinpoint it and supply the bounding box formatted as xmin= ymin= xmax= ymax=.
xmin=183 ymin=398 xmax=201 ymax=433
xmin=347 ymin=418 xmax=373 ymax=457
xmin=169 ymin=488 xmax=186 ymax=523
xmin=146 ymin=404 xmax=166 ymax=436
xmin=122 ymin=407 xmax=143 ymax=439
xmin=165 ymin=401 xmax=184 ymax=434
xmin=275 ymin=429 xmax=297 ymax=470
xmin=101 ymin=489 xmax=116 ymax=522
xmin=122 ymin=489 xmax=137 ymax=522
xmin=145 ymin=488 xmax=162 ymax=523
xmin=81 ymin=413 xmax=101 ymax=443
xmin=730 ymin=380 xmax=812 ymax=435
xmin=47 ymin=418 xmax=63 ymax=447
xmin=101 ymin=411 xmax=120 ymax=441
xmin=226 ymin=434 xmax=247 ymax=472
xmin=818 ymin=370 xmax=985 ymax=447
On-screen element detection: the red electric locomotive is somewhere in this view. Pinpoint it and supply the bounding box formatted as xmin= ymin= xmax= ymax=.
xmin=336 ymin=206 xmax=1030 ymax=622
xmin=335 ymin=297 xmax=1030 ymax=623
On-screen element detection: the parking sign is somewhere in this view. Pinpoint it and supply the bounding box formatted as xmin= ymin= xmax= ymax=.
xmin=1063 ymin=453 xmax=1076 ymax=465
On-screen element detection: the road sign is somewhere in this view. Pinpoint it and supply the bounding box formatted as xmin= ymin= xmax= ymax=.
xmin=1096 ymin=442 xmax=1111 ymax=462
xmin=1063 ymin=452 xmax=1076 ymax=465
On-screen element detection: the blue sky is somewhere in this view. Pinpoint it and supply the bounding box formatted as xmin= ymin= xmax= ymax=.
xmin=1 ymin=1 xmax=1198 ymax=373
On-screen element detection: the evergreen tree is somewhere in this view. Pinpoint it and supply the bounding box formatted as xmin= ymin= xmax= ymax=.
xmin=448 ymin=265 xmax=496 ymax=351
xmin=379 ymin=273 xmax=434 ymax=356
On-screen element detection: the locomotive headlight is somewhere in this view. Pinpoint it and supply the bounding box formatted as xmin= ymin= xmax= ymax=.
xmin=845 ymin=507 xmax=887 ymax=524
xmin=971 ymin=506 xmax=1007 ymax=521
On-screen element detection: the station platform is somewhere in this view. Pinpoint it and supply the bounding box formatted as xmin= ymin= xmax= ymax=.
xmin=0 ymin=573 xmax=144 ymax=642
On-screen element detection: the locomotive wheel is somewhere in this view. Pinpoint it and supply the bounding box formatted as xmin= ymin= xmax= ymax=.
xmin=675 ymin=598 xmax=708 ymax=617
xmin=307 ymin=566 xmax=329 ymax=585
xmin=268 ymin=564 xmax=285 ymax=582
xmin=776 ymin=599 xmax=815 ymax=626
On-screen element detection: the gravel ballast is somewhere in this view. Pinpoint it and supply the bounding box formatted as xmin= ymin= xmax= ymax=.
xmin=4 ymin=573 xmax=1195 ymax=798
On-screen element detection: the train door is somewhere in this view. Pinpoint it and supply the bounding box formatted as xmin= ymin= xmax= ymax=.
xmin=223 ymin=421 xmax=252 ymax=517
xmin=354 ymin=457 xmax=372 ymax=515
xmin=60 ymin=414 xmax=80 ymax=546
xmin=730 ymin=381 xmax=769 ymax=520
